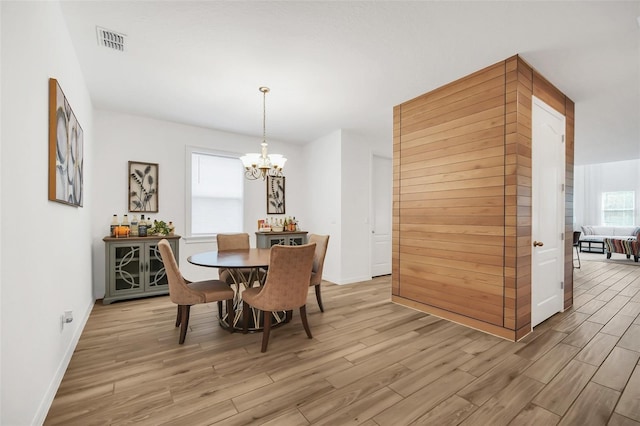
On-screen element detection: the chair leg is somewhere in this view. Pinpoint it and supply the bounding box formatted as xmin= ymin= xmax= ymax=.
xmin=314 ymin=285 xmax=324 ymax=312
xmin=226 ymin=299 xmax=235 ymax=333
xmin=300 ymin=305 xmax=312 ymax=339
xmin=175 ymin=305 xmax=182 ymax=327
xmin=217 ymin=300 xmax=223 ymax=320
xmin=242 ymin=301 xmax=250 ymax=334
xmin=261 ymin=312 xmax=272 ymax=353
xmin=285 ymin=310 xmax=293 ymax=322
xmin=179 ymin=305 xmax=191 ymax=344
xmin=574 ymin=246 xmax=581 ymax=269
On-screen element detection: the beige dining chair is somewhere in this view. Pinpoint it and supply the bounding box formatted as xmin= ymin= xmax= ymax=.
xmin=242 ymin=243 xmax=316 ymax=352
xmin=217 ymin=233 xmax=257 ymax=284
xmin=308 ymin=234 xmax=330 ymax=312
xmin=157 ymin=239 xmax=235 ymax=344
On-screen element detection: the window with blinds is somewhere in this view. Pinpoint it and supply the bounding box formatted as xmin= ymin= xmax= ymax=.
xmin=188 ymin=149 xmax=244 ymax=236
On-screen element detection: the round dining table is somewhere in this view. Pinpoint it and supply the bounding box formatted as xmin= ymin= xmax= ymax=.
xmin=187 ymin=248 xmax=286 ymax=332
xmin=188 ymin=248 xmax=271 ymax=271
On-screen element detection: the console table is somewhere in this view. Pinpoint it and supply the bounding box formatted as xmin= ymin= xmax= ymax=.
xmin=103 ymin=235 xmax=180 ymax=304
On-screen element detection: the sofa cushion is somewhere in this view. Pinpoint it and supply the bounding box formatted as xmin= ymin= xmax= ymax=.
xmin=581 ymin=225 xmax=638 ymax=237
xmin=582 ymin=226 xmax=614 ymax=236
xmin=612 ymin=226 xmax=638 ymax=236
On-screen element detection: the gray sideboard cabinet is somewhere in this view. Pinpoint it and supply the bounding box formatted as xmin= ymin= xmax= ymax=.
xmin=103 ymin=235 xmax=180 ymax=304
xmin=255 ymin=231 xmax=308 ymax=248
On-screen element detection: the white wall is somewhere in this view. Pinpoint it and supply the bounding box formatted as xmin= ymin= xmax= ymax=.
xmin=92 ymin=110 xmax=307 ymax=290
xmin=0 ymin=3 xmax=3 ymax=422
xmin=1 ymin=2 xmax=94 ymax=425
xmin=303 ymin=129 xmax=391 ymax=284
xmin=303 ymin=130 xmax=342 ymax=283
xmin=341 ymin=131 xmax=373 ymax=283
xmin=574 ymin=159 xmax=640 ymax=228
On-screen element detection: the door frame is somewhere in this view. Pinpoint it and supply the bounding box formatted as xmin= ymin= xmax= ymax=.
xmin=531 ymin=95 xmax=566 ymax=328
xmin=369 ymin=153 xmax=392 ymax=277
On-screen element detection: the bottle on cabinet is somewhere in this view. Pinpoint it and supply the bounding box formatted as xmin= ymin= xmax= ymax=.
xmin=122 ymin=214 xmax=130 ymax=231
xmin=138 ymin=214 xmax=148 ymax=237
xmin=110 ymin=214 xmax=119 ymax=237
xmin=130 ymin=215 xmax=139 ymax=237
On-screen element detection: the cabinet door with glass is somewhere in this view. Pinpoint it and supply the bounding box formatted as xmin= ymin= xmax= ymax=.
xmin=108 ymin=241 xmax=145 ymax=300
xmin=145 ymin=242 xmax=172 ymax=291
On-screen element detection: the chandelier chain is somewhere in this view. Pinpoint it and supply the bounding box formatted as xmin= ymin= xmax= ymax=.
xmin=260 ymin=86 xmax=269 ymax=145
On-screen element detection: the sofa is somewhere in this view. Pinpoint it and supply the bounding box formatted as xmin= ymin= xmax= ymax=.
xmin=579 ymin=225 xmax=640 ymax=254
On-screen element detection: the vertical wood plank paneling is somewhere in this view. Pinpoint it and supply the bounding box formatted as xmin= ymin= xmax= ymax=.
xmin=392 ymin=55 xmax=574 ymax=342
xmin=504 ymin=56 xmax=518 ymax=330
xmin=564 ymin=98 xmax=575 ymax=310
xmin=515 ymin=57 xmax=533 ymax=333
xmin=393 ymin=105 xmax=401 ymax=296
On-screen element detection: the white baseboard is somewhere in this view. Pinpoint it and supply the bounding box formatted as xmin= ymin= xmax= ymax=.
xmin=33 ymin=299 xmax=94 ymax=425
xmin=332 ymin=274 xmax=372 ymax=285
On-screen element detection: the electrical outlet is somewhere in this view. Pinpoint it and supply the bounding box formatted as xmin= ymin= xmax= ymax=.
xmin=63 ymin=311 xmax=73 ymax=324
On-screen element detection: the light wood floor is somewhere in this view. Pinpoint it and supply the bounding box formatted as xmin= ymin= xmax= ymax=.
xmin=46 ymin=255 xmax=640 ymax=425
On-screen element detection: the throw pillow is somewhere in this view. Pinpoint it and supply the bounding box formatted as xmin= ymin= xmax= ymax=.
xmin=581 ymin=225 xmax=594 ymax=236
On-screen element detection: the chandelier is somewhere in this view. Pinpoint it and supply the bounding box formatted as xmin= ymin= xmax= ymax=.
xmin=240 ymin=87 xmax=287 ymax=180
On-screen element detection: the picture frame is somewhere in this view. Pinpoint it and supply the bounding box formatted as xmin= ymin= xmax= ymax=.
xmin=129 ymin=161 xmax=159 ymax=212
xmin=266 ymin=176 xmax=285 ymax=214
xmin=48 ymin=78 xmax=84 ymax=207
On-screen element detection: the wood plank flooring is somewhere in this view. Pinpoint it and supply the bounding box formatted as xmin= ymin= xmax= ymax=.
xmin=46 ymin=255 xmax=640 ymax=425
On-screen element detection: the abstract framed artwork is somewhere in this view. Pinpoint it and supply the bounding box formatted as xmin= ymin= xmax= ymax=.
xmin=267 ymin=175 xmax=285 ymax=214
xmin=129 ymin=161 xmax=159 ymax=213
xmin=48 ymin=78 xmax=84 ymax=207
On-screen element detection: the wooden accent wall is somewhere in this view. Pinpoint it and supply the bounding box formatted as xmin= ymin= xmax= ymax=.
xmin=392 ymin=55 xmax=574 ymax=341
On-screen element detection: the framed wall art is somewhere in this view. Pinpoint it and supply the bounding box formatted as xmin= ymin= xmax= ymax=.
xmin=48 ymin=78 xmax=84 ymax=207
xmin=267 ymin=175 xmax=285 ymax=214
xmin=129 ymin=161 xmax=158 ymax=212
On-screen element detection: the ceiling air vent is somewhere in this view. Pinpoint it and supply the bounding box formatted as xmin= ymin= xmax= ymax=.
xmin=96 ymin=26 xmax=126 ymax=52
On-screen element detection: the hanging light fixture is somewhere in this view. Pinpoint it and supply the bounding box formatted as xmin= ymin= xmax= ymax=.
xmin=240 ymin=87 xmax=287 ymax=180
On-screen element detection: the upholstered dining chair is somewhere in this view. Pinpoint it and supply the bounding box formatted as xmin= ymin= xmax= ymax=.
xmin=308 ymin=234 xmax=330 ymax=312
xmin=157 ymin=239 xmax=235 ymax=344
xmin=216 ymin=233 xmax=256 ymax=285
xmin=242 ymin=243 xmax=316 ymax=352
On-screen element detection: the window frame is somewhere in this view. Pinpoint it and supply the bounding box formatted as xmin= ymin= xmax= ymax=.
xmin=184 ymin=146 xmax=244 ymax=243
xmin=601 ymin=190 xmax=635 ymax=226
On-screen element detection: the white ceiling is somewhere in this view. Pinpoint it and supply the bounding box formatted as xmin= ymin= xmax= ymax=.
xmin=60 ymin=1 xmax=640 ymax=165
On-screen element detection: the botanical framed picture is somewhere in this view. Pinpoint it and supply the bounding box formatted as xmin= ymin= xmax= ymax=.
xmin=267 ymin=176 xmax=285 ymax=214
xmin=48 ymin=78 xmax=84 ymax=207
xmin=129 ymin=161 xmax=158 ymax=212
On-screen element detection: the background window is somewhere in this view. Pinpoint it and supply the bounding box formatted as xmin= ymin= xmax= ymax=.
xmin=602 ymin=191 xmax=635 ymax=226
xmin=189 ymin=150 xmax=244 ymax=236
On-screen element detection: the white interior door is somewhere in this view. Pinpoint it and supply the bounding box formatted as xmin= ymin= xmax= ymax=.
xmin=532 ymin=96 xmax=566 ymax=328
xmin=371 ymin=155 xmax=392 ymax=277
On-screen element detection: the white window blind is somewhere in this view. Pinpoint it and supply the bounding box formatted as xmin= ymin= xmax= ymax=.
xmin=602 ymin=191 xmax=635 ymax=226
xmin=189 ymin=150 xmax=244 ymax=236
